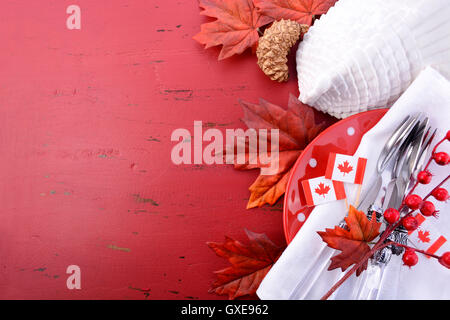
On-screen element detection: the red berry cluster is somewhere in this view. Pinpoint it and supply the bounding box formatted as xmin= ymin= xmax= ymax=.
xmin=416 ymin=130 xmax=449 ymax=185
xmin=383 ymin=194 xmax=442 ymax=226
xmin=383 ymin=131 xmax=450 ymax=270
xmin=396 ymin=193 xmax=443 ymax=229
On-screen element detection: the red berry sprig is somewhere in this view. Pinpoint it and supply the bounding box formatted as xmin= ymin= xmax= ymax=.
xmin=389 ymin=133 xmax=449 ymax=267
xmin=321 ymin=132 xmax=450 ymax=300
xmin=403 ymin=131 xmax=450 ymax=204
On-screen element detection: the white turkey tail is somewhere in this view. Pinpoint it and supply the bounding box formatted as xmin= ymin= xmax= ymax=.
xmin=296 ymin=0 xmax=450 ymax=119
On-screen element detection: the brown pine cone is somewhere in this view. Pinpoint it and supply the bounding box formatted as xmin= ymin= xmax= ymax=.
xmin=256 ymin=19 xmax=308 ymax=82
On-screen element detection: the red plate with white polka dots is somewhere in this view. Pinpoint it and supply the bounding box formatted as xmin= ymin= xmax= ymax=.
xmin=283 ymin=109 xmax=388 ymax=244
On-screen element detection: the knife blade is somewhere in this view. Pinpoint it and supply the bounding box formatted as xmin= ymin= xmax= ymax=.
xmin=395 ymin=184 xmax=406 ymax=207
xmin=381 ymin=127 xmax=416 ymax=212
xmin=404 ymin=119 xmax=429 ymax=193
xmin=386 ymin=183 xmax=399 ymax=211
xmin=382 ymin=179 xmax=398 ymax=212
xmin=357 ymin=176 xmax=382 ymax=212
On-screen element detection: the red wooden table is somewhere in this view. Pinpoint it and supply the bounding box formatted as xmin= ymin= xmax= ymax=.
xmin=0 ymin=0 xmax=300 ymax=299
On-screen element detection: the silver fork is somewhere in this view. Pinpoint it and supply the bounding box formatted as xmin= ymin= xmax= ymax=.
xmin=349 ymin=136 xmax=418 ymax=300
xmin=353 ymin=121 xmax=435 ymax=300
xmin=335 ymin=126 xmax=421 ymax=299
xmin=318 ymin=116 xmax=431 ymax=300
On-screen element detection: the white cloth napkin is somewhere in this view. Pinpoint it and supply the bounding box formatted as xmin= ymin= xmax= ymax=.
xmin=257 ymin=67 xmax=450 ymax=300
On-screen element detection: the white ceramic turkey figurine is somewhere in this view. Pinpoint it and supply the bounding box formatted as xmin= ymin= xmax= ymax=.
xmin=296 ymin=0 xmax=450 ymax=119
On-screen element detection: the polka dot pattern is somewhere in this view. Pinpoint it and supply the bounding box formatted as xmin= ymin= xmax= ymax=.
xmin=347 ymin=127 xmax=355 ymax=136
xmin=297 ymin=213 xmax=306 ymax=222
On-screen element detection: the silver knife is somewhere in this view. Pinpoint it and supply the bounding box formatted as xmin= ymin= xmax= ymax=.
xmin=357 ymin=176 xmax=382 ymax=212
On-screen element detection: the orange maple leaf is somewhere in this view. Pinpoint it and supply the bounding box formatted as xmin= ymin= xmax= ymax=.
xmin=254 ymin=0 xmax=338 ymax=25
xmin=318 ymin=206 xmax=382 ymax=276
xmin=207 ymin=230 xmax=283 ymax=299
xmin=337 ymin=160 xmax=353 ymax=176
xmin=315 ymin=182 xmax=330 ymax=198
xmin=418 ymin=230 xmax=431 ymax=243
xmin=193 ymin=0 xmax=273 ymax=60
xmin=228 ymin=94 xmax=337 ymax=208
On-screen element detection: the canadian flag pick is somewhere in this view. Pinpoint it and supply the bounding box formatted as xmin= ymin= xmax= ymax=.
xmin=301 ymin=176 xmax=346 ymax=207
xmin=325 ymin=153 xmax=367 ymax=184
xmin=408 ymin=213 xmax=449 ymax=258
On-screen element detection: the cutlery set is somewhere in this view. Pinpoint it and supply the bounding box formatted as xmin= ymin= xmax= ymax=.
xmin=289 ymin=113 xmax=436 ymax=299
xmin=352 ymin=114 xmax=435 ymax=300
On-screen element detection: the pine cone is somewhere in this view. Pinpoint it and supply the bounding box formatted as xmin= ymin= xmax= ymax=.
xmin=256 ymin=19 xmax=308 ymax=82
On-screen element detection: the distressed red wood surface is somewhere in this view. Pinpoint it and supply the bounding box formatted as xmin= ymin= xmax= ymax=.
xmin=0 ymin=1 xmax=300 ymax=299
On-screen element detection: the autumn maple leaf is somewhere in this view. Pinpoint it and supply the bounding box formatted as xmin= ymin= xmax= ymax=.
xmin=318 ymin=206 xmax=382 ymax=276
xmin=228 ymin=94 xmax=336 ymax=209
xmin=207 ymin=229 xmax=283 ymax=299
xmin=314 ymin=182 xmax=330 ymax=198
xmin=193 ymin=0 xmax=273 ymax=60
xmin=254 ymin=0 xmax=338 ymax=25
xmin=337 ymin=160 xmax=353 ymax=176
xmin=418 ymin=230 xmax=431 ymax=243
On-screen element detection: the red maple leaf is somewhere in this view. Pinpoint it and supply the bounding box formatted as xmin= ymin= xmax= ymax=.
xmin=254 ymin=0 xmax=338 ymax=25
xmin=228 ymin=94 xmax=337 ymax=208
xmin=193 ymin=0 xmax=273 ymax=60
xmin=315 ymin=182 xmax=330 ymax=198
xmin=207 ymin=230 xmax=284 ymax=299
xmin=418 ymin=230 xmax=431 ymax=243
xmin=318 ymin=206 xmax=382 ymax=276
xmin=337 ymin=160 xmax=353 ymax=176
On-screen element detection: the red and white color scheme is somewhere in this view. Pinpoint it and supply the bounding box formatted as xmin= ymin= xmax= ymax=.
xmin=283 ymin=110 xmax=386 ymax=244
xmin=325 ymin=153 xmax=367 ymax=184
xmin=409 ymin=214 xmax=449 ymax=258
xmin=301 ymin=176 xmax=346 ymax=207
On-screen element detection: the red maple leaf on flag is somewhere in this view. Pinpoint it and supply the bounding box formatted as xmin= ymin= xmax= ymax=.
xmin=315 ymin=183 xmax=330 ymax=198
xmin=418 ymin=230 xmax=431 ymax=243
xmin=337 ymin=160 xmax=353 ymax=176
